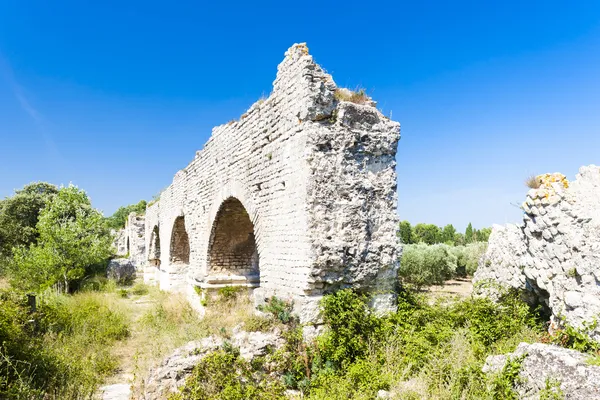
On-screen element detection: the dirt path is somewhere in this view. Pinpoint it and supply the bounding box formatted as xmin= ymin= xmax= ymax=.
xmin=97 ymin=293 xmax=156 ymax=400
xmin=427 ymin=278 xmax=473 ymax=301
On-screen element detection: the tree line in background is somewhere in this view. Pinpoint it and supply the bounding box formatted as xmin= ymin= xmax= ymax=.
xmin=397 ymin=221 xmax=492 ymax=288
xmin=398 ymin=220 xmax=491 ymax=246
xmin=105 ymin=199 xmax=147 ymax=230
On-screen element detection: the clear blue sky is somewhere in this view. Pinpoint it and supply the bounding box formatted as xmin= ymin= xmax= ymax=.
xmin=1 ymin=1 xmax=599 ymax=231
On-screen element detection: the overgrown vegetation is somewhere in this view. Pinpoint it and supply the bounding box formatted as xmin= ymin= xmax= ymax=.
xmin=399 ymin=220 xmax=491 ymax=246
xmin=334 ymin=88 xmax=370 ymax=105
xmin=0 ymin=286 xmax=130 ymax=399
xmin=105 ymin=199 xmax=147 ymax=230
xmin=7 ymin=185 xmax=113 ymax=293
xmin=399 ymin=242 xmax=487 ymax=288
xmin=175 ymin=288 xmax=550 ymax=399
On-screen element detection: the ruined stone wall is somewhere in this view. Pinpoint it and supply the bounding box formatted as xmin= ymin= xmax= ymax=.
xmin=474 ymin=165 xmax=600 ymax=339
xmin=143 ymin=44 xmax=401 ymax=320
xmin=114 ymin=212 xmax=146 ymax=268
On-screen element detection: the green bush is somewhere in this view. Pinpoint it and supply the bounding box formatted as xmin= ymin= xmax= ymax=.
xmin=169 ymin=349 xmax=285 ymax=400
xmin=0 ymin=288 xmax=130 ymax=399
xmin=399 ymin=244 xmax=457 ymax=288
xmin=258 ymin=297 xmax=295 ymax=324
xmin=217 ymin=285 xmax=244 ymax=302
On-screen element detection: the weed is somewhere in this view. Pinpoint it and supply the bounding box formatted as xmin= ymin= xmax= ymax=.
xmin=539 ymin=377 xmax=564 ymax=400
xmin=334 ymin=88 xmax=370 ymax=105
xmin=525 ymin=175 xmax=541 ymax=189
xmin=258 ymin=296 xmax=294 ymax=324
xmin=217 ymin=286 xmax=244 ymax=302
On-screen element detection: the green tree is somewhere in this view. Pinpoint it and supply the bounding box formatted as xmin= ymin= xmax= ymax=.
xmin=413 ymin=223 xmax=442 ymax=245
xmin=0 ymin=182 xmax=58 ymax=261
xmin=105 ymin=200 xmax=147 ymax=230
xmin=454 ymin=232 xmax=465 ymax=246
xmin=398 ymin=220 xmax=413 ymax=244
xmin=465 ymin=223 xmax=474 ymax=244
xmin=476 ymin=227 xmax=492 ymax=243
xmin=8 ymin=185 xmax=113 ymax=292
xmin=441 ymin=224 xmax=457 ymax=245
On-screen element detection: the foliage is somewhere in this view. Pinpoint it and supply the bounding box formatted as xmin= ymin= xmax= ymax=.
xmin=399 ymin=221 xmax=491 ymax=246
xmin=544 ymin=320 xmax=600 ymax=354
xmin=0 ymin=182 xmax=58 ymax=264
xmin=451 ymin=242 xmax=488 ymax=277
xmin=217 ymin=285 xmax=245 ymax=302
xmin=7 ymin=185 xmax=113 ymax=292
xmin=399 ymin=244 xmax=457 ymax=288
xmin=0 ymin=288 xmax=130 ymax=399
xmin=258 ymin=296 xmax=295 ymax=324
xmin=105 ymin=200 xmax=147 ymax=230
xmin=318 ymin=290 xmax=381 ymax=368
xmin=465 ymin=222 xmax=474 ymax=243
xmin=412 ymin=223 xmax=442 ymax=245
xmin=441 ymin=224 xmax=457 ymax=244
xmin=539 ymin=378 xmax=564 ymax=400
xmin=398 ymin=220 xmax=413 ymax=244
xmin=169 ymin=349 xmax=285 ymax=400
xmin=488 ymin=354 xmax=525 ymax=400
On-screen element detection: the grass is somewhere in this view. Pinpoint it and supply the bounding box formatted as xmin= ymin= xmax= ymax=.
xmin=525 ymin=175 xmax=541 ymax=189
xmin=334 ymin=88 xmax=370 ymax=105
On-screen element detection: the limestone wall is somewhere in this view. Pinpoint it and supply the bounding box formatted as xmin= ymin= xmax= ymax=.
xmin=113 ymin=212 xmax=146 ymax=268
xmin=142 ymin=43 xmax=401 ymax=320
xmin=474 ymin=165 xmax=600 ymax=339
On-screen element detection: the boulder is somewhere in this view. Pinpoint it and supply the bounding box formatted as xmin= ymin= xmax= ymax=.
xmin=483 ymin=342 xmax=600 ymax=399
xmin=143 ymin=330 xmax=284 ymax=399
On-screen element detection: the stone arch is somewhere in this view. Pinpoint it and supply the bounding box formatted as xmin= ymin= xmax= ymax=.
xmin=207 ymin=197 xmax=259 ymax=281
xmin=148 ymin=225 xmax=161 ymax=266
xmin=170 ymin=216 xmax=190 ymax=264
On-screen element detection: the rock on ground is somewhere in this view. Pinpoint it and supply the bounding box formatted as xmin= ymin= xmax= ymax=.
xmin=483 ymin=342 xmax=600 ymax=399
xmin=142 ymin=329 xmax=284 ymax=400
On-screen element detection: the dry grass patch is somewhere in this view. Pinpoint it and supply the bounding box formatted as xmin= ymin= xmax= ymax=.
xmin=525 ymin=174 xmax=541 ymax=189
xmin=334 ymin=88 xmax=370 ymax=105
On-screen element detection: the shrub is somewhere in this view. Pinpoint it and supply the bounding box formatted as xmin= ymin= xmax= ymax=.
xmin=399 ymin=244 xmax=457 ymax=288
xmin=169 ymin=350 xmax=285 ymax=400
xmin=318 ymin=290 xmax=381 ymax=368
xmin=217 ymin=286 xmax=244 ymax=302
xmin=258 ymin=297 xmax=295 ymax=324
xmin=451 ymin=243 xmax=488 ymax=277
xmin=334 ymin=88 xmax=369 ymax=105
xmin=525 ymin=175 xmax=541 ymax=189
xmin=0 ymin=289 xmax=130 ymax=398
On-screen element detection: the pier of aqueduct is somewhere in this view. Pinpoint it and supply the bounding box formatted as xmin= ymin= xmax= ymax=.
xmin=117 ymin=43 xmax=401 ymax=321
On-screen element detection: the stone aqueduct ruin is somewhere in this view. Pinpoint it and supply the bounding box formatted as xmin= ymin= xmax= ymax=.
xmin=117 ymin=44 xmax=401 ymax=321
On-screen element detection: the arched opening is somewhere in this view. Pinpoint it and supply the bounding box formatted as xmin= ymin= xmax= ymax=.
xmin=126 ymin=236 xmax=130 ymax=254
xmin=148 ymin=226 xmax=161 ymax=266
xmin=207 ymin=197 xmax=259 ymax=280
xmin=170 ymin=217 xmax=190 ymax=264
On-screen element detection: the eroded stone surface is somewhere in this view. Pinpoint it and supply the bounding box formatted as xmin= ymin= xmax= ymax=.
xmin=114 ymin=212 xmax=146 ymax=268
xmin=139 ymin=43 xmax=401 ymax=321
xmin=143 ymin=330 xmax=284 ymax=399
xmin=483 ymin=342 xmax=600 ymax=399
xmin=474 ymin=165 xmax=600 ymax=339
